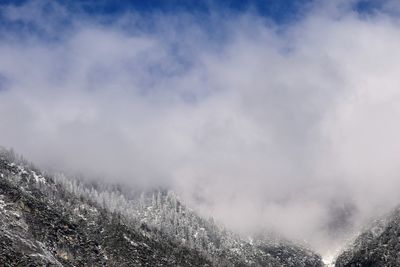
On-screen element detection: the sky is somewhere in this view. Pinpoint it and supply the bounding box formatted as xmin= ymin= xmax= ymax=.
xmin=1 ymin=0 xmax=400 ymax=257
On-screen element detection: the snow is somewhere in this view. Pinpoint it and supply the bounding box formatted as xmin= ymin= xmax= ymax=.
xmin=0 ymin=199 xmax=5 ymax=211
xmin=248 ymin=237 xmax=254 ymax=245
xmin=88 ymin=207 xmax=98 ymax=213
xmin=77 ymin=214 xmax=87 ymax=221
xmin=123 ymin=234 xmax=138 ymax=247
xmin=369 ymin=219 xmax=387 ymax=237
xmin=17 ymin=166 xmax=28 ymax=174
xmin=8 ymin=210 xmax=20 ymax=218
xmin=31 ymin=171 xmax=46 ymax=184
xmin=36 ymin=242 xmax=64 ymax=267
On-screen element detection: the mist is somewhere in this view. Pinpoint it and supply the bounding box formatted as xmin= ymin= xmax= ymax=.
xmin=1 ymin=0 xmax=400 ymax=256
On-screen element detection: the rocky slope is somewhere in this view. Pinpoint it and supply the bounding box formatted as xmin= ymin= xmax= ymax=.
xmin=0 ymin=154 xmax=213 ymax=266
xmin=0 ymin=148 xmax=323 ymax=266
xmin=335 ymin=207 xmax=400 ymax=267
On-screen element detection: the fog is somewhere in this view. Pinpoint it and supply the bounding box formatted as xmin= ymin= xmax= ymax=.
xmin=1 ymin=0 xmax=400 ymax=256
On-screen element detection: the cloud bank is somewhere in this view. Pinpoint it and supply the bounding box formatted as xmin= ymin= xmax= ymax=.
xmin=1 ymin=0 xmax=400 ymax=255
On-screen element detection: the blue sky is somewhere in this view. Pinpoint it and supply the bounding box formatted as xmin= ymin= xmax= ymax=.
xmin=0 ymin=0 xmax=388 ymax=29
xmin=0 ymin=0 xmax=314 ymax=42
xmin=74 ymin=0 xmax=313 ymax=22
xmin=2 ymin=0 xmax=313 ymax=21
xmin=0 ymin=0 xmax=392 ymax=45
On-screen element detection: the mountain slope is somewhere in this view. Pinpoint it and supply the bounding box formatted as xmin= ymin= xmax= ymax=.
xmin=0 ymin=148 xmax=324 ymax=266
xmin=0 ymin=152 xmax=212 ymax=266
xmin=335 ymin=207 xmax=400 ymax=267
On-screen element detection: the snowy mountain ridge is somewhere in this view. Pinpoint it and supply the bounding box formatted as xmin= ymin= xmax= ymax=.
xmin=4 ymin=147 xmax=400 ymax=266
xmin=0 ymin=147 xmax=324 ymax=266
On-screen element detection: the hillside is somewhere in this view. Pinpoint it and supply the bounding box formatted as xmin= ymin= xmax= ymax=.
xmin=335 ymin=207 xmax=400 ymax=267
xmin=0 ymin=148 xmax=323 ymax=266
